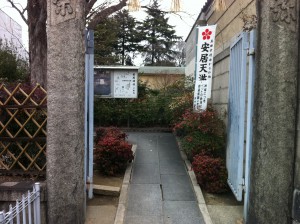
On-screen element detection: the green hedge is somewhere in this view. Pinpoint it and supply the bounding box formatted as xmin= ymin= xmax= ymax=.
xmin=94 ymin=80 xmax=192 ymax=128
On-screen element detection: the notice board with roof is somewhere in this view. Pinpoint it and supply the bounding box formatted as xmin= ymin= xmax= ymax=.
xmin=94 ymin=66 xmax=139 ymax=98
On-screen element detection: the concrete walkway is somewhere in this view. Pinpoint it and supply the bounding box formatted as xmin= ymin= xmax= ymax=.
xmin=124 ymin=132 xmax=205 ymax=224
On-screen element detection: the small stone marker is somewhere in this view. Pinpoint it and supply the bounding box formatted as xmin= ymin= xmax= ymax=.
xmin=93 ymin=184 xmax=120 ymax=196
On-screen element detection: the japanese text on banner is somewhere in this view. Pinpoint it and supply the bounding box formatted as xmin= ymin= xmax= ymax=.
xmin=193 ymin=25 xmax=217 ymax=112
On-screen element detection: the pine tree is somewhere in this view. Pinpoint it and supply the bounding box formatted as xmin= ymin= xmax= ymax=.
xmin=139 ymin=0 xmax=182 ymax=66
xmin=94 ymin=18 xmax=119 ymax=65
xmin=94 ymin=10 xmax=142 ymax=66
xmin=113 ymin=10 xmax=143 ymax=65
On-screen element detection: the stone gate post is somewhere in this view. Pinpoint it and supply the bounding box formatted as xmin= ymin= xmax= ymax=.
xmin=46 ymin=1 xmax=86 ymax=223
xmin=248 ymin=1 xmax=299 ymax=223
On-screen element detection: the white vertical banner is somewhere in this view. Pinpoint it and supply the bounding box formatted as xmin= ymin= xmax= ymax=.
xmin=193 ymin=25 xmax=217 ymax=112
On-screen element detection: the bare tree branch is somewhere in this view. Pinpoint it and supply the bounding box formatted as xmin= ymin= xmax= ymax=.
xmin=86 ymin=2 xmax=109 ymax=21
xmin=86 ymin=0 xmax=98 ymax=16
xmin=6 ymin=0 xmax=28 ymax=25
xmin=87 ymin=0 xmax=127 ymax=29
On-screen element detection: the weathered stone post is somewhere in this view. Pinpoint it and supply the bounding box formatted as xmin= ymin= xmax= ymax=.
xmin=47 ymin=1 xmax=86 ymax=223
xmin=248 ymin=1 xmax=299 ymax=223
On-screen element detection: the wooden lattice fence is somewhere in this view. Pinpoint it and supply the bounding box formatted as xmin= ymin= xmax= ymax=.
xmin=0 ymin=83 xmax=47 ymax=174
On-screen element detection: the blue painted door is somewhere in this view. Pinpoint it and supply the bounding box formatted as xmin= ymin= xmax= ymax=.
xmin=226 ymin=32 xmax=248 ymax=201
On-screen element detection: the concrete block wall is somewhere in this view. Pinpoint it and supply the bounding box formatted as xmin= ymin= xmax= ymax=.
xmin=207 ymin=0 xmax=256 ymax=55
xmin=185 ymin=0 xmax=255 ymax=122
xmin=211 ymin=53 xmax=230 ymax=122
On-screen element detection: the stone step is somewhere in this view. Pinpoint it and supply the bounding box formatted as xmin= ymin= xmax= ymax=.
xmin=93 ymin=184 xmax=120 ymax=196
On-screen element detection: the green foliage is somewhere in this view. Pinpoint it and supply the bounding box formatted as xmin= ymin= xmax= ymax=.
xmin=174 ymin=106 xmax=226 ymax=159
xmin=173 ymin=106 xmax=225 ymax=137
xmin=138 ymin=0 xmax=182 ymax=66
xmin=94 ymin=76 xmax=196 ymax=128
xmin=192 ymin=154 xmax=228 ymax=193
xmin=94 ymin=18 xmax=119 ymax=65
xmin=113 ymin=10 xmax=143 ymax=65
xmin=173 ymin=103 xmax=228 ymax=193
xmin=167 ymin=77 xmax=194 ymax=124
xmin=0 ymin=41 xmax=29 ymax=82
xmin=94 ymin=127 xmax=133 ymax=176
xmin=94 ymin=10 xmax=142 ymax=65
xmin=94 ymin=80 xmax=186 ymax=127
xmin=181 ymin=131 xmax=225 ymax=161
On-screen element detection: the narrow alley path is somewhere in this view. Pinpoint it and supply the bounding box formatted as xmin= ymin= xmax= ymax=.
xmin=124 ymin=132 xmax=205 ymax=224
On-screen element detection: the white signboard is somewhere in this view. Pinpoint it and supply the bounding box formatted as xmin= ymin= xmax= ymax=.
xmin=193 ymin=25 xmax=217 ymax=112
xmin=114 ymin=70 xmax=138 ymax=98
xmin=94 ymin=68 xmax=138 ymax=98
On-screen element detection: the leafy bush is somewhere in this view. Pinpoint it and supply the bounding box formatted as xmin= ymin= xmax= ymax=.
xmin=173 ymin=109 xmax=200 ymax=137
xmin=95 ymin=126 xmax=127 ymax=143
xmin=192 ymin=154 xmax=228 ymax=193
xmin=173 ymin=106 xmax=225 ymax=138
xmin=181 ymin=131 xmax=225 ymax=161
xmin=94 ymin=81 xmax=175 ymax=127
xmin=168 ymin=92 xmax=193 ymax=124
xmin=167 ymin=77 xmax=194 ymax=124
xmin=173 ymin=104 xmax=228 ymax=193
xmin=94 ymin=127 xmax=133 ymax=176
xmin=0 ymin=40 xmax=29 ymax=83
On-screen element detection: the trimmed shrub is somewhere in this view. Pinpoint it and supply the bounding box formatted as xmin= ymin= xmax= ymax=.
xmin=94 ymin=78 xmax=194 ymax=128
xmin=95 ymin=126 xmax=127 ymax=143
xmin=94 ymin=127 xmax=133 ymax=176
xmin=173 ymin=109 xmax=200 ymax=137
xmin=173 ymin=106 xmax=225 ymax=138
xmin=181 ymin=131 xmax=225 ymax=161
xmin=192 ymin=154 xmax=228 ymax=193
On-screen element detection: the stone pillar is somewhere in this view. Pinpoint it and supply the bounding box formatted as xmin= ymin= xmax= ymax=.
xmin=248 ymin=1 xmax=299 ymax=224
xmin=46 ymin=1 xmax=86 ymax=223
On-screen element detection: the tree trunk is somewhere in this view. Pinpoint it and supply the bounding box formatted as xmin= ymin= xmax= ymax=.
xmin=46 ymin=1 xmax=86 ymax=223
xmin=28 ymin=0 xmax=47 ymax=88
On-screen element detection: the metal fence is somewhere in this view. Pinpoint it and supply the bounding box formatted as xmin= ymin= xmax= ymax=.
xmin=0 ymin=84 xmax=47 ymax=174
xmin=0 ymin=183 xmax=41 ymax=224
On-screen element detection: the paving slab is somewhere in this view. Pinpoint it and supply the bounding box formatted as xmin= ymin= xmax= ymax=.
xmin=124 ymin=132 xmax=205 ymax=224
xmin=126 ymin=184 xmax=162 ymax=217
xmin=131 ymin=163 xmax=160 ymax=184
xmin=161 ymin=174 xmax=196 ymax=201
xmin=157 ymin=143 xmax=179 ymax=153
xmin=158 ymin=149 xmax=182 ymax=161
xmin=158 ymin=134 xmax=178 ymax=144
xmin=124 ymin=215 xmax=163 ymax=224
xmin=160 ymin=159 xmax=187 ymax=175
xmin=126 ymin=133 xmax=140 ymax=144
xmin=163 ymin=201 xmax=205 ymax=224
xmin=85 ymin=205 xmax=117 ymax=224
xmin=134 ymin=149 xmax=159 ymax=164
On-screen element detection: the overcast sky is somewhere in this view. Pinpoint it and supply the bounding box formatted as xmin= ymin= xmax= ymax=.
xmin=0 ymin=0 xmax=206 ymax=51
